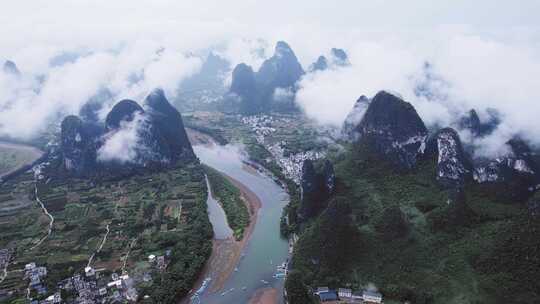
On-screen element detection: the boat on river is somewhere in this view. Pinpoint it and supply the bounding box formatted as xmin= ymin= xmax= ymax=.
xmin=193 ymin=145 xmax=290 ymax=303
xmin=193 ymin=277 xmax=211 ymax=297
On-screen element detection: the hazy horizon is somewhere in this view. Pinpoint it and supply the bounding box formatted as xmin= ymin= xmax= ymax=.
xmin=2 ymin=0 xmax=540 ymax=158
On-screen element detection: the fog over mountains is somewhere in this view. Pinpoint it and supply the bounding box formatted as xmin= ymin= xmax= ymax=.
xmin=1 ymin=0 xmax=540 ymax=159
xmin=2 ymin=3 xmax=540 ymax=303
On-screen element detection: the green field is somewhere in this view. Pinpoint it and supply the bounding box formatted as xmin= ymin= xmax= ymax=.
xmin=0 ymin=160 xmax=212 ymax=302
xmin=204 ymin=164 xmax=249 ymax=240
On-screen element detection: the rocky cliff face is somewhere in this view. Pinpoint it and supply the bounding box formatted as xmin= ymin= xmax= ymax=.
xmin=342 ymin=90 xmax=537 ymax=202
xmin=459 ymin=109 xmax=500 ymax=137
xmin=103 ymin=99 xmax=172 ymax=166
xmin=473 ymin=139 xmax=538 ymax=183
xmin=322 ymin=160 xmax=336 ymax=194
xmin=60 ymin=115 xmax=100 ymax=176
xmin=308 ymin=48 xmax=349 ymax=72
xmin=353 ymin=91 xmax=428 ymax=170
xmin=256 ymin=41 xmax=304 ymax=90
xmin=230 ymin=63 xmax=256 ymax=95
xmin=330 ymin=48 xmax=349 ymax=66
xmin=298 ymin=159 xmax=336 ymax=220
xmin=105 ymin=99 xmax=144 ymax=130
xmin=79 ymin=89 xmax=113 ymax=123
xmin=60 ymin=89 xmax=193 ymax=177
xmin=459 ymin=109 xmax=481 ymax=135
xmin=182 ymin=52 xmax=230 ymax=89
xmin=426 ymin=128 xmax=472 ymax=188
xmin=473 ymin=138 xmax=539 ymax=201
xmin=144 ymin=88 xmax=194 ymax=160
xmin=342 ymin=95 xmax=370 ymax=141
xmin=229 ymin=63 xmax=260 ymax=114
xmin=309 ymin=56 xmax=328 ymax=72
xmin=255 ymin=41 xmax=304 ymax=113
xmin=228 ymin=41 xmax=304 ymax=114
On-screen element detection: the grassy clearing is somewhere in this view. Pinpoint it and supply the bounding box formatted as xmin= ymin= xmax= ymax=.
xmin=203 ymin=164 xmax=249 ymax=240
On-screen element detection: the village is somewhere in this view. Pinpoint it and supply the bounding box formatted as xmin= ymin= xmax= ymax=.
xmin=23 ymin=261 xmax=137 ymax=304
xmin=241 ymin=116 xmax=388 ymax=304
xmin=241 ymin=115 xmax=325 ymax=184
xmin=1 ymin=113 xmax=384 ymax=304
xmin=0 ymin=247 xmax=174 ymax=303
xmin=313 ymin=286 xmax=384 ymax=304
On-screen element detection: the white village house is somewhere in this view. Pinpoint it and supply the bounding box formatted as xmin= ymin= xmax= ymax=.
xmin=338 ymin=288 xmax=352 ymax=298
xmin=363 ymin=290 xmax=383 ymax=303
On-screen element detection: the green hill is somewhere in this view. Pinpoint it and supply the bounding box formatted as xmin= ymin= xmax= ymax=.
xmin=286 ymin=142 xmax=539 ymax=304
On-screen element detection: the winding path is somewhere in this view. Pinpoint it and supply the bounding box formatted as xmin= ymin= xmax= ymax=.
xmin=30 ymin=181 xmax=55 ymax=250
xmin=87 ymin=224 xmax=110 ymax=267
xmin=121 ymin=238 xmax=137 ymax=272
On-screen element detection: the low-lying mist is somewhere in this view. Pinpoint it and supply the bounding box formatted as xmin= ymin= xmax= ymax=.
xmin=295 ymin=33 xmax=540 ymax=158
xmin=1 ymin=1 xmax=539 ymax=159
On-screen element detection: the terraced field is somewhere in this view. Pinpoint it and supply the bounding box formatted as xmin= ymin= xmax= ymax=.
xmin=0 ymin=161 xmax=212 ymax=302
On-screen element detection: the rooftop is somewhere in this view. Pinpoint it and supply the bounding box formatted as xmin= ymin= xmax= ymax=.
xmin=318 ymin=290 xmax=339 ymax=302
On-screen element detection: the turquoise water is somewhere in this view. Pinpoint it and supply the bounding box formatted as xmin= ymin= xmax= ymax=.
xmin=194 ymin=145 xmax=289 ymax=304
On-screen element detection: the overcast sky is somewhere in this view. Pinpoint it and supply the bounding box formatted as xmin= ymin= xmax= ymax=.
xmin=3 ymin=0 xmax=540 ymax=60
xmin=1 ymin=1 xmax=540 ymax=157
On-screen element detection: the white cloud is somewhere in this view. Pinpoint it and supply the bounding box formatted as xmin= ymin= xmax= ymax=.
xmin=0 ymin=43 xmax=201 ymax=139
xmin=295 ymin=30 xmax=540 ymax=157
xmin=97 ymin=112 xmax=144 ymax=163
xmin=217 ymin=38 xmax=270 ymax=72
xmin=273 ymin=87 xmax=294 ymax=102
xmin=0 ymin=0 xmax=539 ymax=159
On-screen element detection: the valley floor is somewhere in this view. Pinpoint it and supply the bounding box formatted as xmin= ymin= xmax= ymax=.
xmin=0 ymin=156 xmax=212 ymax=303
xmin=185 ymin=111 xmax=540 ymax=304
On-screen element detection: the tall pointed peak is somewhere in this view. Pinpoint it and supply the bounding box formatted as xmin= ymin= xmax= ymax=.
xmin=145 ymin=88 xmax=168 ymax=108
xmin=275 ymin=41 xmax=293 ymax=55
xmin=330 ymin=48 xmax=349 ymax=65
xmin=105 ymin=99 xmax=144 ymax=130
xmin=354 ymin=90 xmax=428 ymax=170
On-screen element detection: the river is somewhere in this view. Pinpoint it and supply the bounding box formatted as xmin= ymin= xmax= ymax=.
xmin=194 ymin=144 xmax=289 ymax=304
xmin=1 ymin=137 xmax=290 ymax=303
